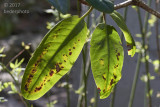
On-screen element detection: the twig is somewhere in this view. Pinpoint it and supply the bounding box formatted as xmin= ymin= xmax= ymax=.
xmin=155 ymin=0 xmax=160 ymax=73
xmin=6 ymin=43 xmax=32 ymax=67
xmin=115 ymin=0 xmax=160 ymax=18
xmin=114 ymin=0 xmax=132 ymax=10
xmin=78 ymin=0 xmax=160 ymax=18
xmin=79 ymin=0 xmax=89 ymax=6
xmin=6 ymin=49 xmax=25 ymax=67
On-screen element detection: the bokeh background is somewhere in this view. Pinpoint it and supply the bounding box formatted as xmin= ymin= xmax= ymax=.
xmin=0 ymin=0 xmax=160 ymax=107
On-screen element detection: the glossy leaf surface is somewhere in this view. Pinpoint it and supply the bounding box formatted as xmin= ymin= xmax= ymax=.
xmin=110 ymin=11 xmax=136 ymax=57
xmin=86 ymin=0 xmax=114 ymax=13
xmin=90 ymin=24 xmax=124 ymax=99
xmin=48 ymin=0 xmax=69 ymax=14
xmin=21 ymin=16 xmax=88 ymax=100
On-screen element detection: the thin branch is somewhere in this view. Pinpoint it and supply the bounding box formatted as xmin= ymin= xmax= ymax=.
xmin=78 ymin=0 xmax=160 ymax=18
xmin=114 ymin=0 xmax=133 ymax=10
xmin=114 ymin=0 xmax=160 ymax=18
xmin=79 ymin=0 xmax=89 ymax=6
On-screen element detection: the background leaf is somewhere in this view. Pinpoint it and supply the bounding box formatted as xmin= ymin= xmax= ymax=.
xmin=21 ymin=16 xmax=88 ymax=100
xmin=90 ymin=24 xmax=124 ymax=99
xmin=110 ymin=11 xmax=136 ymax=57
xmin=86 ymin=0 xmax=114 ymax=13
xmin=48 ymin=0 xmax=70 ymax=14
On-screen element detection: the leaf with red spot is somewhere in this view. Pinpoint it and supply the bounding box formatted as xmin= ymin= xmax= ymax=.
xmin=110 ymin=11 xmax=136 ymax=57
xmin=21 ymin=16 xmax=88 ymax=100
xmin=90 ymin=24 xmax=124 ymax=99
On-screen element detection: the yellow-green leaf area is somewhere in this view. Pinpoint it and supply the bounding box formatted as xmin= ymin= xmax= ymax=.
xmin=90 ymin=24 xmax=124 ymax=99
xmin=21 ymin=16 xmax=88 ymax=100
xmin=110 ymin=11 xmax=136 ymax=57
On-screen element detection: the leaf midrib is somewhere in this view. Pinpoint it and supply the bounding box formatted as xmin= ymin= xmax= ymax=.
xmin=26 ymin=18 xmax=84 ymax=98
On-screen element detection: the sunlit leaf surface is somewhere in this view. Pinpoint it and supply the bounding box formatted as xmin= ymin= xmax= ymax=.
xmin=90 ymin=24 xmax=124 ymax=99
xmin=21 ymin=16 xmax=88 ymax=100
xmin=110 ymin=11 xmax=136 ymax=57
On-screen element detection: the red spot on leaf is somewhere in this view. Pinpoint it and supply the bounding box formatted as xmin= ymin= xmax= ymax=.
xmin=97 ymin=88 xmax=101 ymax=93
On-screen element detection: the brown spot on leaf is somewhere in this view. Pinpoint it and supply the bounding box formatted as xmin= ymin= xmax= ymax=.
xmin=64 ymin=60 xmax=66 ymax=62
xmin=103 ymin=89 xmax=105 ymax=93
xmin=110 ymin=79 xmax=114 ymax=85
xmin=69 ymin=49 xmax=71 ymax=51
xmin=102 ymin=75 xmax=106 ymax=80
xmin=118 ymin=53 xmax=120 ymax=56
xmin=73 ymin=47 xmax=75 ymax=49
xmin=78 ymin=39 xmax=80 ymax=41
xmin=28 ymin=74 xmax=33 ymax=82
xmin=56 ymin=64 xmax=61 ymax=73
xmin=35 ymin=86 xmax=42 ymax=92
xmin=61 ymin=66 xmax=64 ymax=69
xmin=37 ymin=59 xmax=41 ymax=63
xmin=24 ymin=84 xmax=28 ymax=91
xmin=114 ymin=75 xmax=117 ymax=79
xmin=49 ymin=70 xmax=54 ymax=76
xmin=116 ymin=54 xmax=119 ymax=61
xmin=34 ymin=63 xmax=38 ymax=67
xmin=69 ymin=52 xmax=72 ymax=55
xmin=114 ymin=64 xmax=119 ymax=68
xmin=32 ymin=69 xmax=36 ymax=73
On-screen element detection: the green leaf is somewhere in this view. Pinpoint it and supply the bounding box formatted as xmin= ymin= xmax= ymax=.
xmin=0 ymin=97 xmax=8 ymax=102
xmin=110 ymin=11 xmax=136 ymax=57
xmin=0 ymin=47 xmax=5 ymax=53
xmin=152 ymin=60 xmax=159 ymax=72
xmin=48 ymin=0 xmax=70 ymax=14
xmin=90 ymin=24 xmax=124 ymax=99
xmin=21 ymin=16 xmax=88 ymax=100
xmin=86 ymin=0 xmax=114 ymax=13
